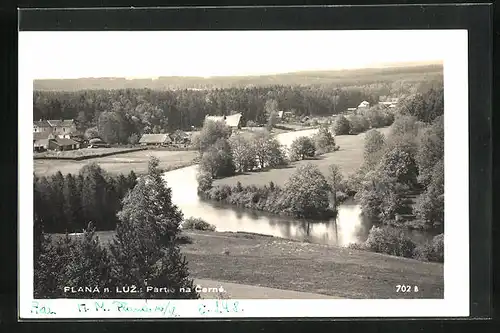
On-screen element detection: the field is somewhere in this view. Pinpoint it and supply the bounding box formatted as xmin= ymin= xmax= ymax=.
xmin=58 ymin=230 xmax=443 ymax=299
xmin=34 ymin=147 xmax=145 ymax=159
xmin=34 ymin=149 xmax=199 ymax=177
xmin=214 ymin=127 xmax=392 ymax=187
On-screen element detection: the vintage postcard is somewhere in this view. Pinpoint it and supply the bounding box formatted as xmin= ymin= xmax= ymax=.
xmin=19 ymin=29 xmax=469 ymax=319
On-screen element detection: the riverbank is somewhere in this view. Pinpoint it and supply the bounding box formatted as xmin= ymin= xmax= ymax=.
xmin=213 ymin=127 xmax=391 ymax=187
xmin=34 ymin=149 xmax=199 ymax=177
xmin=66 ymin=230 xmax=443 ymax=299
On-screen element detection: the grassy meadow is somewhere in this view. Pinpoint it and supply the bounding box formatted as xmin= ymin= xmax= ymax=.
xmin=34 ymin=149 xmax=199 ymax=177
xmin=34 ymin=147 xmax=144 ymax=159
xmin=56 ymin=230 xmax=443 ymax=299
xmin=214 ymin=126 xmax=391 ymax=187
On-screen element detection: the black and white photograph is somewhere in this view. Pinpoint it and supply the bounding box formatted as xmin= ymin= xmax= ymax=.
xmin=18 ymin=28 xmax=471 ymax=318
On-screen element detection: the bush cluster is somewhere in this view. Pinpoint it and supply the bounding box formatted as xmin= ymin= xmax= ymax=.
xmin=199 ymin=180 xmax=336 ymax=220
xmin=332 ymin=110 xmax=394 ymax=136
xmin=182 ymin=217 xmax=216 ymax=231
xmin=349 ymin=226 xmax=443 ymax=263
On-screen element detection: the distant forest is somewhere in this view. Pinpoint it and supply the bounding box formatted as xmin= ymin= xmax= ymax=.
xmin=34 ymin=64 xmax=443 ymax=91
xmin=33 ymin=64 xmax=443 ymax=144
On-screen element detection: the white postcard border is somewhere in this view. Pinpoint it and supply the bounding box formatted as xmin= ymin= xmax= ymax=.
xmin=18 ymin=30 xmax=469 ymax=319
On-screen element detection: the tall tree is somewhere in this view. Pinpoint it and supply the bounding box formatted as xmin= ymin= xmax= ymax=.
xmin=109 ymin=157 xmax=199 ymax=299
xmin=63 ymin=173 xmax=81 ymax=232
xmin=79 ymin=163 xmax=110 ymax=230
xmin=62 ymin=223 xmax=113 ymax=298
xmin=363 ymin=129 xmax=386 ymax=169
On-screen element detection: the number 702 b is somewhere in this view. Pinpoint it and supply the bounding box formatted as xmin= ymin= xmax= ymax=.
xmin=396 ymin=285 xmax=418 ymax=293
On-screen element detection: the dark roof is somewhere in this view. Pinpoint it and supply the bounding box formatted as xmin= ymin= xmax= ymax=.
xmin=34 ymin=119 xmax=75 ymax=128
xmin=47 ymin=119 xmax=75 ymax=127
xmin=139 ymin=134 xmax=172 ymax=144
xmin=52 ymin=138 xmax=79 ymax=146
xmin=89 ymin=138 xmax=104 ymax=143
xmin=34 ymin=120 xmax=51 ymax=128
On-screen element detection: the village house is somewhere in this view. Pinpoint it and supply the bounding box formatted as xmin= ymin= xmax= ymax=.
xmin=33 ymin=119 xmax=77 ymax=137
xmin=357 ymin=101 xmax=370 ymax=109
xmin=33 ymin=132 xmax=80 ymax=152
xmin=205 ymin=112 xmax=243 ymax=130
xmin=139 ymin=133 xmax=172 ymax=146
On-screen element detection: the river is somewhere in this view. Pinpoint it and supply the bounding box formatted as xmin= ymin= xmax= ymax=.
xmin=163 ymin=128 xmax=434 ymax=247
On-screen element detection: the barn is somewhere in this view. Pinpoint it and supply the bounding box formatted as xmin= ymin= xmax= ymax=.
xmin=139 ymin=134 xmax=172 ymax=146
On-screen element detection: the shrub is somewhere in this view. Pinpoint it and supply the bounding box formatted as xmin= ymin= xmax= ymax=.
xmin=364 ymin=226 xmax=417 ymax=258
xmin=335 ymin=191 xmax=349 ymax=203
xmin=289 ymin=136 xmax=316 ymax=161
xmin=196 ymin=171 xmax=213 ymax=193
xmin=313 ymin=125 xmax=336 ymax=155
xmin=347 ymin=242 xmax=367 ymax=251
xmin=176 ymin=235 xmax=194 ymax=244
xmin=280 ymin=164 xmax=333 ymax=219
xmin=333 ymin=115 xmax=351 ymax=135
xmin=413 ymin=233 xmax=444 ymax=263
xmin=348 ymin=115 xmax=370 ymax=135
xmin=246 ymin=120 xmax=258 ymax=127
xmin=128 ymin=133 xmax=140 ymax=145
xmin=183 ymin=217 xmax=216 ymax=231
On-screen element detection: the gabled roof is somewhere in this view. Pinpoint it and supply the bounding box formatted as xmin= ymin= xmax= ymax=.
xmin=34 ymin=120 xmax=51 ymax=128
xmin=277 ymin=111 xmax=284 ymax=118
xmin=205 ymin=113 xmax=242 ymax=128
xmin=52 ymin=138 xmax=79 ymax=146
xmin=139 ymin=133 xmax=172 ymax=144
xmin=34 ymin=119 xmax=75 ymax=128
xmin=225 ymin=113 xmax=242 ymax=127
xmin=358 ymin=101 xmax=370 ymax=107
xmin=47 ymin=119 xmax=75 ymax=127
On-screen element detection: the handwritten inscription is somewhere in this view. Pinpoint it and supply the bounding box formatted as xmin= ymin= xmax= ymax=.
xmin=30 ymin=300 xmax=244 ymax=318
xmin=77 ymin=301 xmax=178 ymax=317
xmin=31 ymin=301 xmax=56 ymax=315
xmin=198 ymin=300 xmax=243 ymax=315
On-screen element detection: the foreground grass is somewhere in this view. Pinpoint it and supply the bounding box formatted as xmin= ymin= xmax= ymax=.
xmin=214 ymin=127 xmax=391 ymax=187
xmin=34 ymin=149 xmax=199 ymax=177
xmin=57 ymin=229 xmax=443 ymax=299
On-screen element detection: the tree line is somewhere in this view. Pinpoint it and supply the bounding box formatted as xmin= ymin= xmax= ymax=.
xmin=34 ymin=158 xmax=199 ymax=299
xmin=33 ymin=81 xmax=441 ymax=144
xmin=349 ymin=86 xmax=445 ymax=232
xmin=34 ymin=164 xmax=137 ymax=233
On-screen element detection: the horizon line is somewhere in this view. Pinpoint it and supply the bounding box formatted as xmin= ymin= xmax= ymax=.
xmin=32 ymin=60 xmax=443 ymax=81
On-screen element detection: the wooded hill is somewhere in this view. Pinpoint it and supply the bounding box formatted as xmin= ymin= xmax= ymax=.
xmin=34 ymin=63 xmax=443 ymax=91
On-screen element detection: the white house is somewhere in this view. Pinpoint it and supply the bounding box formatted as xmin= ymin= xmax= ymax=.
xmin=357 ymin=101 xmax=370 ymax=109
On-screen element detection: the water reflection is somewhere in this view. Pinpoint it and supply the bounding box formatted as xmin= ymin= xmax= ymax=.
xmin=164 ymin=164 xmax=372 ymax=246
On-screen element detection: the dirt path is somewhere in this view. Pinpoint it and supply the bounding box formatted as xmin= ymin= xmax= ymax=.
xmin=194 ymin=278 xmax=339 ymax=299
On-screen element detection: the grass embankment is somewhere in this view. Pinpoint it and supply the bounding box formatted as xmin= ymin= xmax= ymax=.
xmin=34 ymin=149 xmax=199 ymax=177
xmin=60 ymin=230 xmax=443 ymax=299
xmin=214 ymin=127 xmax=391 ymax=187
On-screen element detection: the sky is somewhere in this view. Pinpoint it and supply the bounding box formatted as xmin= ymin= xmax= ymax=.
xmin=19 ymin=30 xmax=449 ymax=79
